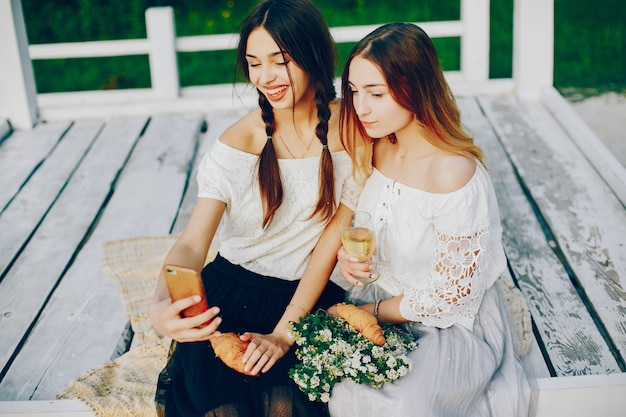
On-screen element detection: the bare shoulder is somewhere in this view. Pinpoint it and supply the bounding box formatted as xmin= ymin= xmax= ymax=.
xmin=219 ymin=108 xmax=267 ymax=155
xmin=429 ymin=153 xmax=476 ymax=194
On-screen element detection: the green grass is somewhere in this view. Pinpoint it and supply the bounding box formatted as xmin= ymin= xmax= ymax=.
xmin=32 ymin=56 xmax=151 ymax=93
xmin=21 ymin=0 xmax=625 ymax=94
xmin=178 ymin=50 xmax=239 ymax=87
xmin=553 ymin=0 xmax=626 ymax=89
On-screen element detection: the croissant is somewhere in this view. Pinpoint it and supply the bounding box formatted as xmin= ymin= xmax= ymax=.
xmin=336 ymin=302 xmax=386 ymax=346
xmin=209 ymin=332 xmax=256 ymax=376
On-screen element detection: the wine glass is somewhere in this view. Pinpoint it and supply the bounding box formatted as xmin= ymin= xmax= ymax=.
xmin=339 ymin=211 xmax=380 ymax=285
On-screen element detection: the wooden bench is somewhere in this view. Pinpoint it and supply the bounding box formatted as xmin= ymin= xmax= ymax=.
xmin=1 ymin=86 xmax=625 ymax=416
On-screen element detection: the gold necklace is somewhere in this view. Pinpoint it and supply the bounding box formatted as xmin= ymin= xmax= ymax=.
xmin=276 ymin=131 xmax=317 ymax=158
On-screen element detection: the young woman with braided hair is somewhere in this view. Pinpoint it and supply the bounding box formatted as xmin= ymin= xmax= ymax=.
xmin=148 ymin=1 xmax=360 ymax=416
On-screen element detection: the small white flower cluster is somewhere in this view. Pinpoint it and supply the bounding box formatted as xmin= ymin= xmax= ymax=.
xmin=287 ymin=309 xmax=418 ymax=402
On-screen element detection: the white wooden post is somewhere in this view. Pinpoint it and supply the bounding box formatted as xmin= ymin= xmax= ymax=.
xmin=0 ymin=0 xmax=38 ymax=129
xmin=146 ymin=7 xmax=179 ymax=99
xmin=461 ymin=0 xmax=490 ymax=82
xmin=513 ymin=0 xmax=554 ymax=98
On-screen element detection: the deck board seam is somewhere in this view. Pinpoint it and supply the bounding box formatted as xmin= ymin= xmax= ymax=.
xmin=476 ymin=97 xmax=626 ymax=372
xmin=0 ymin=123 xmax=73 ymax=217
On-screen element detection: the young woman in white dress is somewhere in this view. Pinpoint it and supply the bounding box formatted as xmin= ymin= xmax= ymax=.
xmin=327 ymin=22 xmax=531 ymax=417
xmin=148 ymin=1 xmax=361 ymax=416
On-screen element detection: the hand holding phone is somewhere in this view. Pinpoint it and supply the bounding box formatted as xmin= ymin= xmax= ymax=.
xmin=163 ymin=264 xmax=210 ymax=320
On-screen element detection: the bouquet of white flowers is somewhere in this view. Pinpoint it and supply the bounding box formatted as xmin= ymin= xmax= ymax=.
xmin=287 ymin=308 xmax=418 ymax=403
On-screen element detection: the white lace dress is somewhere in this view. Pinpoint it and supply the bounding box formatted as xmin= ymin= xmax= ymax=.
xmin=328 ymin=164 xmax=531 ymax=417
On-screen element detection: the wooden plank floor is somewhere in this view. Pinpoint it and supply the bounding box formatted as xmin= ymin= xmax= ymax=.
xmin=463 ymin=96 xmax=626 ymax=376
xmin=479 ymin=97 xmax=626 ymax=373
xmin=0 ymin=113 xmax=209 ymax=400
xmin=0 ymin=94 xmax=624 ymax=408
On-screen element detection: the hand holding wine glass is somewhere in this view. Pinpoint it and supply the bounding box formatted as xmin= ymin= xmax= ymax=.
xmin=339 ymin=211 xmax=380 ymax=285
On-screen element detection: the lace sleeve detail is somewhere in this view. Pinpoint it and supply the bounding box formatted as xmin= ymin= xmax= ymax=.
xmin=339 ymin=170 xmax=363 ymax=211
xmin=196 ymin=142 xmax=256 ymax=203
xmin=399 ymin=226 xmax=490 ymax=329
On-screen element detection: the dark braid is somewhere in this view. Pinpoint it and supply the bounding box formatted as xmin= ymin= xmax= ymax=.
xmin=312 ymin=81 xmax=336 ymax=223
xmin=257 ymin=92 xmax=283 ymax=228
xmin=235 ymin=0 xmax=338 ymax=227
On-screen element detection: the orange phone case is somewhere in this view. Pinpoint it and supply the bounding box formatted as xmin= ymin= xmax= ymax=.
xmin=163 ymin=264 xmax=210 ymax=319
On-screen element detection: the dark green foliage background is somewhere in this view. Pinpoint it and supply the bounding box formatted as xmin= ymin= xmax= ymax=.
xmin=21 ymin=0 xmax=625 ymax=94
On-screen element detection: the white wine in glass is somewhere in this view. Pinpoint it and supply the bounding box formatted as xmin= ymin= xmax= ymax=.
xmin=340 ymin=211 xmax=380 ymax=284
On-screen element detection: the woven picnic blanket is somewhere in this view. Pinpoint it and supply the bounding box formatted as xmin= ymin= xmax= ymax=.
xmin=57 ymin=235 xmax=220 ymax=417
xmin=58 ymin=340 xmax=169 ymax=417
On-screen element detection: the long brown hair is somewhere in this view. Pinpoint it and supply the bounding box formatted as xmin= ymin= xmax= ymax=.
xmin=340 ymin=22 xmax=484 ymax=178
xmin=237 ymin=0 xmax=337 ymax=228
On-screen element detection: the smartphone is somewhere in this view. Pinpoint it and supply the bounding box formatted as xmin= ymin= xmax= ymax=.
xmin=163 ymin=264 xmax=210 ymax=321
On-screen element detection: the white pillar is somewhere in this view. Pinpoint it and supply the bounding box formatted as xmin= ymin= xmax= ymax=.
xmin=513 ymin=0 xmax=554 ymax=99
xmin=461 ymin=0 xmax=490 ymax=82
xmin=146 ymin=7 xmax=180 ymax=99
xmin=0 ymin=0 xmax=38 ymax=129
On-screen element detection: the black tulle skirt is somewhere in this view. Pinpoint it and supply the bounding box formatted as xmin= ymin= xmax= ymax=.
xmin=155 ymin=254 xmax=345 ymax=417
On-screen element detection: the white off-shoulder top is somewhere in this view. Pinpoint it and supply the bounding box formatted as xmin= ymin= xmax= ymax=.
xmin=197 ymin=140 xmax=361 ymax=281
xmin=354 ymin=163 xmax=507 ymax=330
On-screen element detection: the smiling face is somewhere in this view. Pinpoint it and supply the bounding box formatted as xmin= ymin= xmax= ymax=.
xmin=245 ymin=28 xmax=312 ymax=110
xmin=347 ymin=56 xmax=415 ymax=139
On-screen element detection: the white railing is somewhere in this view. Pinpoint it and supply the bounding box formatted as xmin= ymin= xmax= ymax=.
xmin=0 ymin=0 xmax=553 ymax=130
xmin=1 ymin=0 xmax=38 ymax=130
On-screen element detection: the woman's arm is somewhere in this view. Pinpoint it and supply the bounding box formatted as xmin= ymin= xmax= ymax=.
xmin=332 ymin=227 xmax=492 ymax=328
xmin=329 ymin=246 xmax=409 ymax=323
xmin=149 ymin=197 xmax=226 ymax=342
xmin=397 ymin=227 xmax=489 ymax=328
xmin=240 ymin=203 xmax=353 ymax=375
